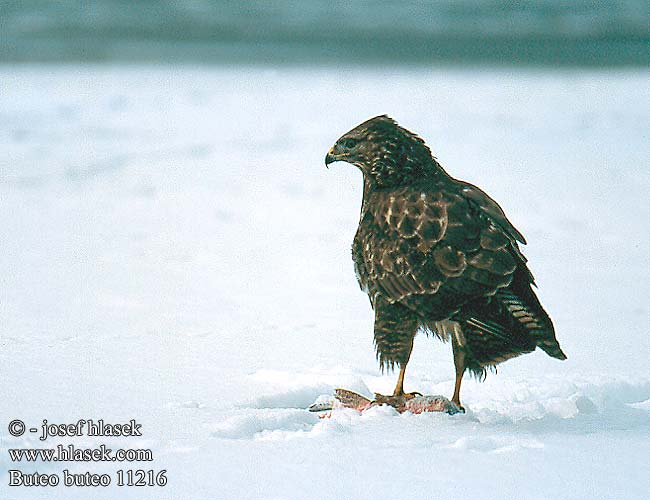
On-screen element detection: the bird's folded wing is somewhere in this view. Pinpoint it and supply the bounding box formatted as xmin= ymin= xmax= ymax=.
xmin=364 ymin=187 xmax=518 ymax=305
xmin=457 ymin=180 xmax=526 ymax=244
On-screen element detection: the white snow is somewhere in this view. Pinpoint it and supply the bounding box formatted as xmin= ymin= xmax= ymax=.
xmin=1 ymin=64 xmax=649 ymax=499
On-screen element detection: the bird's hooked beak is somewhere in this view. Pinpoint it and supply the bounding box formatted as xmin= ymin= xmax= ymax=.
xmin=325 ymin=143 xmax=348 ymax=168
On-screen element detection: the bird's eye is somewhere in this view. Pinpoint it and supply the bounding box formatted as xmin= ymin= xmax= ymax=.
xmin=341 ymin=138 xmax=359 ymax=149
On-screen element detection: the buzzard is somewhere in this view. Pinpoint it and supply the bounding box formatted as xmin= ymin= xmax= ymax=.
xmin=325 ymin=115 xmax=566 ymax=410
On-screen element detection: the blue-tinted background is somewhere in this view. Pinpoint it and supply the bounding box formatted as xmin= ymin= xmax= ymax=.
xmin=2 ymin=0 xmax=649 ymax=65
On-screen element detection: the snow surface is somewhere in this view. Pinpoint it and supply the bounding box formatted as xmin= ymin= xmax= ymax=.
xmin=1 ymin=65 xmax=649 ymax=499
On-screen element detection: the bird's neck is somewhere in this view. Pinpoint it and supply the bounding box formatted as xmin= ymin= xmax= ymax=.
xmin=359 ymin=159 xmax=450 ymax=221
xmin=365 ymin=157 xmax=450 ymax=190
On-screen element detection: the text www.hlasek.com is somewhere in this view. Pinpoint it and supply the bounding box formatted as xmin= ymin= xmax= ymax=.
xmin=9 ymin=444 xmax=152 ymax=463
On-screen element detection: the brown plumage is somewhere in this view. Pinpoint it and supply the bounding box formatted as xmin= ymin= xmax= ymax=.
xmin=326 ymin=115 xmax=566 ymax=409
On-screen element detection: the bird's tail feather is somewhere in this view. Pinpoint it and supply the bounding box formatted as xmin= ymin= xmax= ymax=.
xmin=497 ymin=283 xmax=567 ymax=360
xmin=458 ymin=282 xmax=566 ymax=363
xmin=539 ymin=340 xmax=567 ymax=360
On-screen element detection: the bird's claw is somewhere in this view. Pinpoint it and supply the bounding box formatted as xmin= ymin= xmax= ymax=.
xmin=448 ymin=400 xmax=466 ymax=414
xmin=374 ymin=391 xmax=422 ymax=409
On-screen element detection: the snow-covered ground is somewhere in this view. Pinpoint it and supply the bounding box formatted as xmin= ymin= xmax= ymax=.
xmin=1 ymin=65 xmax=649 ymax=499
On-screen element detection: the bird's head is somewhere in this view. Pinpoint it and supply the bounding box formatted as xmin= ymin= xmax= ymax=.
xmin=325 ymin=115 xmax=441 ymax=187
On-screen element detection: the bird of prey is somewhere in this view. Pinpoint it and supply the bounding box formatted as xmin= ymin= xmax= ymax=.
xmin=325 ymin=115 xmax=566 ymax=410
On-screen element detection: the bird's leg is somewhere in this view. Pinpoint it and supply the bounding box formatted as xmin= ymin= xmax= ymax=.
xmin=451 ymin=335 xmax=466 ymax=410
xmin=391 ymin=337 xmax=420 ymax=399
xmin=393 ymin=363 xmax=408 ymax=397
xmin=372 ymin=300 xmax=420 ymax=405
